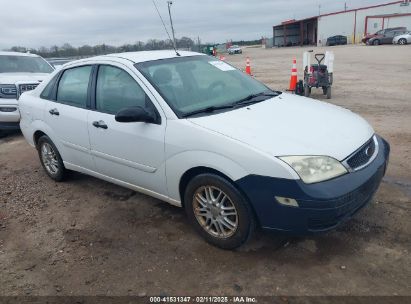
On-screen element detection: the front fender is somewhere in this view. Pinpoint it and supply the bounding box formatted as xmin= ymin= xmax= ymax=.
xmin=166 ymin=150 xmax=249 ymax=202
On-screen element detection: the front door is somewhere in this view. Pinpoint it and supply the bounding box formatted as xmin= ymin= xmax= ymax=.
xmin=87 ymin=64 xmax=167 ymax=195
xmin=44 ymin=65 xmax=94 ymax=170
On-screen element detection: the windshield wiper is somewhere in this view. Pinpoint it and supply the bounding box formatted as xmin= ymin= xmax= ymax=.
xmin=182 ymin=105 xmax=235 ymax=118
xmin=233 ymin=90 xmax=281 ymax=107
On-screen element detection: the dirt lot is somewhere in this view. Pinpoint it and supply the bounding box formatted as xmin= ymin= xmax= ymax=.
xmin=0 ymin=45 xmax=410 ymax=297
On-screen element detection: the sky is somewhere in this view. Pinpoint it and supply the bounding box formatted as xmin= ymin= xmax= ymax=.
xmin=0 ymin=0 xmax=386 ymax=49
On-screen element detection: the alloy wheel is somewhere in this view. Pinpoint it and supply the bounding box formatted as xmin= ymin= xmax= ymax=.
xmin=192 ymin=186 xmax=238 ymax=238
xmin=41 ymin=142 xmax=59 ymax=175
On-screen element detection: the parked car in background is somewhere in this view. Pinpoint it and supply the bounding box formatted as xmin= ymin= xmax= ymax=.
xmin=393 ymin=32 xmax=411 ymax=45
xmin=362 ymin=27 xmax=407 ymax=44
xmin=0 ymin=52 xmax=54 ymax=134
xmin=228 ymin=45 xmax=242 ymax=55
xmin=326 ymin=35 xmax=347 ymax=46
xmin=19 ymin=51 xmax=390 ymax=249
xmin=47 ymin=59 xmax=73 ymax=70
xmin=367 ymin=29 xmax=408 ymax=45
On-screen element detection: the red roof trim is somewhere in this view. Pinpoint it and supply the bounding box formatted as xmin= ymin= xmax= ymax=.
xmin=319 ymin=1 xmax=404 ymax=17
xmin=365 ymin=13 xmax=411 ymax=18
xmin=273 ymin=1 xmax=405 ymax=27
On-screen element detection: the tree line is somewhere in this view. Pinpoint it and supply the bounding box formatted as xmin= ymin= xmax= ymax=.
xmin=8 ymin=37 xmax=263 ymax=58
xmin=9 ymin=37 xmax=198 ymax=58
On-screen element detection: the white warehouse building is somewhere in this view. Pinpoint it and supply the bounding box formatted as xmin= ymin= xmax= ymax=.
xmin=272 ymin=0 xmax=411 ymax=47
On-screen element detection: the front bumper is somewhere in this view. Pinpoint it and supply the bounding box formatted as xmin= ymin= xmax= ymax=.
xmin=236 ymin=135 xmax=390 ymax=234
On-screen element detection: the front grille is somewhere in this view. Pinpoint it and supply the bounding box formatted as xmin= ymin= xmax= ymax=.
xmin=346 ymin=136 xmax=376 ymax=170
xmin=18 ymin=83 xmax=39 ymax=96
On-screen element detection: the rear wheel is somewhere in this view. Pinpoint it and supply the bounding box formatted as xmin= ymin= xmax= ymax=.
xmin=37 ymin=135 xmax=66 ymax=181
xmin=398 ymin=38 xmax=407 ymax=45
xmin=184 ymin=173 xmax=255 ymax=249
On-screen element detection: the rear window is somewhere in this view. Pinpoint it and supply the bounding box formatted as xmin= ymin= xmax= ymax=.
xmin=0 ymin=55 xmax=54 ymax=73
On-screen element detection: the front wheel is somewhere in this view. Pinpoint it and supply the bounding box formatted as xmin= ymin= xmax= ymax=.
xmin=398 ymin=38 xmax=407 ymax=45
xmin=37 ymin=135 xmax=67 ymax=181
xmin=373 ymin=39 xmax=380 ymax=46
xmin=184 ymin=174 xmax=255 ymax=249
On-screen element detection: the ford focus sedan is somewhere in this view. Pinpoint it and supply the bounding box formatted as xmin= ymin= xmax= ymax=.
xmin=19 ymin=51 xmax=390 ymax=249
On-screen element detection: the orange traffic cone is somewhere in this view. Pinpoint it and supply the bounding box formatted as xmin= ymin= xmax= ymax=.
xmin=219 ymin=55 xmax=226 ymax=61
xmin=245 ymin=57 xmax=252 ymax=75
xmin=288 ymin=58 xmax=298 ymax=91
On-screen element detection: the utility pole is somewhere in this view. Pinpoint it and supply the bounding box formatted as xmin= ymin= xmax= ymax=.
xmin=344 ymin=2 xmax=347 ymax=11
xmin=167 ymin=1 xmax=177 ymax=50
xmin=318 ymin=4 xmax=321 ymax=16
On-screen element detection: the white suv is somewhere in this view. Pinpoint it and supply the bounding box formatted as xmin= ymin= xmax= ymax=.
xmin=0 ymin=51 xmax=54 ymax=134
xmin=19 ymin=51 xmax=390 ymax=249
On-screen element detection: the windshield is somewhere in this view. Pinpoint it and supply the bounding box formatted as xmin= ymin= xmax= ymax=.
xmin=0 ymin=55 xmax=54 ymax=73
xmin=136 ymin=55 xmax=273 ymax=117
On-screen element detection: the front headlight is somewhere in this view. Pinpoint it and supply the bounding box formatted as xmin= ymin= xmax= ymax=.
xmin=279 ymin=156 xmax=347 ymax=184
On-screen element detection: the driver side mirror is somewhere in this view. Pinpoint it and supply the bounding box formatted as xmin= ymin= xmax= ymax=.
xmin=115 ymin=106 xmax=157 ymax=124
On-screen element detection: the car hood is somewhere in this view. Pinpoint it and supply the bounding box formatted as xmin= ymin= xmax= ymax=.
xmin=187 ymin=93 xmax=374 ymax=161
xmin=0 ymin=73 xmax=49 ymax=85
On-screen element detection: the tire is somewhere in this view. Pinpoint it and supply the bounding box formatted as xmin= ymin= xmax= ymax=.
xmin=304 ymin=85 xmax=311 ymax=97
xmin=326 ymin=87 xmax=332 ymax=99
xmin=37 ymin=135 xmax=66 ymax=182
xmin=184 ymin=173 xmax=255 ymax=250
xmin=373 ymin=39 xmax=380 ymax=46
xmin=398 ymin=38 xmax=407 ymax=45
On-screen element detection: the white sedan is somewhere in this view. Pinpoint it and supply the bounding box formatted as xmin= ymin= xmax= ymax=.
xmin=228 ymin=45 xmax=242 ymax=55
xmin=393 ymin=32 xmax=411 ymax=45
xmin=19 ymin=51 xmax=390 ymax=249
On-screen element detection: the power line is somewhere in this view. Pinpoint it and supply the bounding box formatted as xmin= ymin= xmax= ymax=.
xmin=151 ymin=0 xmax=179 ymax=55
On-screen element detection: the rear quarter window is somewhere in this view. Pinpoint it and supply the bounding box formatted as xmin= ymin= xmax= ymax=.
xmin=40 ymin=74 xmax=59 ymax=100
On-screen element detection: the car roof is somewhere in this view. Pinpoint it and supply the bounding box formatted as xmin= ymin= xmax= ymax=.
xmin=0 ymin=51 xmax=40 ymax=57
xmin=98 ymin=50 xmax=205 ymax=64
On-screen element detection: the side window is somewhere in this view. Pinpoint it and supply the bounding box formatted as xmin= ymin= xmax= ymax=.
xmin=40 ymin=73 xmax=59 ymax=100
xmin=57 ymin=65 xmax=92 ymax=108
xmin=96 ymin=65 xmax=150 ymax=114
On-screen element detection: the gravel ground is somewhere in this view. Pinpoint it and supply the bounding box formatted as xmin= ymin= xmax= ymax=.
xmin=0 ymin=44 xmax=410 ymax=297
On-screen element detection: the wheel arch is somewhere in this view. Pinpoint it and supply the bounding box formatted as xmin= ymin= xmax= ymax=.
xmin=178 ymin=166 xmax=261 ymax=227
xmin=33 ymin=130 xmax=47 ymax=147
xmin=179 ymin=166 xmax=233 ymax=207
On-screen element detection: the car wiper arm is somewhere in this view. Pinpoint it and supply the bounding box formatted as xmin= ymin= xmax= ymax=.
xmin=233 ymin=90 xmax=281 ymax=107
xmin=182 ymin=105 xmax=235 ymax=118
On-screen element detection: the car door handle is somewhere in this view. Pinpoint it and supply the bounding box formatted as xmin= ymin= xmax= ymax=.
xmin=49 ymin=108 xmax=59 ymax=116
xmin=92 ymin=120 xmax=108 ymax=129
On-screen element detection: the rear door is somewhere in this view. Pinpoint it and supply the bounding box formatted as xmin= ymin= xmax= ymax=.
xmin=87 ymin=63 xmax=167 ymax=195
xmin=44 ymin=65 xmax=94 ymax=170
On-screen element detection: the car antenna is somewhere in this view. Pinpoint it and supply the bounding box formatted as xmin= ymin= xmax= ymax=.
xmin=152 ymin=0 xmax=180 ymax=56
